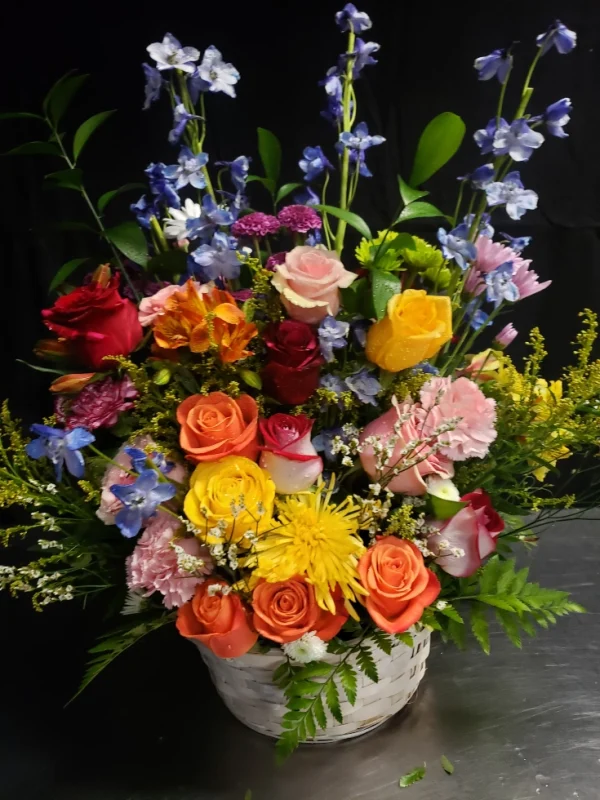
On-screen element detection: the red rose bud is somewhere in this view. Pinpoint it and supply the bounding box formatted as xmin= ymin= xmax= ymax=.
xmin=261 ymin=320 xmax=324 ymax=405
xmin=50 ymin=373 xmax=97 ymax=394
xmin=33 ymin=338 xmax=74 ymax=361
xmin=460 ymin=488 xmax=504 ymax=534
xmin=258 ymin=413 xmax=323 ymax=494
xmin=41 ymin=272 xmax=143 ymax=371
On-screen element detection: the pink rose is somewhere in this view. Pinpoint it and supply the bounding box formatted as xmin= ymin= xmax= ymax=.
xmin=427 ymin=490 xmax=504 ymax=577
xmin=419 ymin=376 xmax=497 ymax=461
xmin=272 ymin=246 xmax=356 ymax=325
xmin=359 ymin=397 xmax=454 ymax=495
xmin=258 ymin=413 xmax=323 ymax=493
xmin=126 ymin=515 xmax=212 ymax=609
xmin=138 ymin=282 xmax=206 ymax=327
xmin=96 ymin=436 xmax=187 ymax=525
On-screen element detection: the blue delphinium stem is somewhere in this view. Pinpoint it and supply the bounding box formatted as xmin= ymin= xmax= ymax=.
xmin=321 ymin=170 xmax=334 ymax=249
xmin=495 ymin=59 xmax=513 ymax=127
xmin=452 ymin=179 xmax=467 ymax=227
xmin=174 ymin=74 xmax=216 ymax=202
xmin=335 ymin=24 xmax=357 ymax=255
xmin=515 ymin=47 xmax=543 ymax=118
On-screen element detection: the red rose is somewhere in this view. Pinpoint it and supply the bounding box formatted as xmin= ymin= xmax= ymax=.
xmin=258 ymin=413 xmax=323 ymax=493
xmin=261 ymin=320 xmax=324 ymax=404
xmin=41 ymin=269 xmax=143 ymax=371
xmin=461 ymin=489 xmax=504 ymax=534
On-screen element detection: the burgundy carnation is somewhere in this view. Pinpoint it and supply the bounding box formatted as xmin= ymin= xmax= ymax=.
xmin=232 ymin=212 xmax=280 ymax=238
xmin=55 ymin=376 xmax=138 ymax=431
xmin=277 ymin=205 xmax=322 ymax=233
xmin=265 ymin=251 xmax=287 ymax=272
xmin=261 ymin=320 xmax=324 ymax=405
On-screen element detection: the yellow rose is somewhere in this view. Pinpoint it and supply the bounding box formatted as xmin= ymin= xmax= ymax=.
xmin=184 ymin=456 xmax=275 ymax=545
xmin=366 ymin=289 xmax=452 ymax=372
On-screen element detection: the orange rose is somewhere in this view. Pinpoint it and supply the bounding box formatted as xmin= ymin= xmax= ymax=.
xmin=177 ymin=391 xmax=259 ymax=463
xmin=358 ymin=537 xmax=441 ymax=634
xmin=252 ymin=577 xmax=348 ymax=644
xmin=176 ymin=578 xmax=258 ymax=658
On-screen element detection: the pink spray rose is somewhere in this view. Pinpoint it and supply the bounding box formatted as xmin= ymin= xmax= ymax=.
xmin=96 ymin=436 xmax=187 ymax=525
xmin=138 ymin=282 xmax=206 ymax=327
xmin=428 ymin=489 xmax=504 ymax=577
xmin=126 ymin=515 xmax=212 ymax=609
xmin=258 ymin=413 xmax=323 ymax=493
xmin=419 ymin=376 xmax=497 ymax=461
xmin=272 ymin=246 xmax=356 ymax=325
xmin=359 ymin=397 xmax=454 ymax=495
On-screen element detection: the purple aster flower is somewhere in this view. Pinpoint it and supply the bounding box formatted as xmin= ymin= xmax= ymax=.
xmin=164 ymin=146 xmax=208 ymax=190
xmin=190 ymin=231 xmax=240 ymax=281
xmin=437 ymin=223 xmax=477 ymax=271
xmin=131 ymin=195 xmax=160 ymax=229
xmin=318 ymin=316 xmax=350 ymax=362
xmin=485 ymin=262 xmax=520 ymax=307
xmin=464 ymin=300 xmax=492 ymax=331
xmin=335 ymin=3 xmax=372 ymax=33
xmin=124 ymin=447 xmax=174 ymax=475
xmin=312 ymin=427 xmax=345 ymax=462
xmin=278 ymin=205 xmax=322 ymax=233
xmin=339 ymin=122 xmax=385 ymax=151
xmin=194 ymin=45 xmax=240 ymax=98
xmin=474 ymin=118 xmax=503 ymax=155
xmin=294 ymin=186 xmax=320 ymax=206
xmin=111 ymin=469 xmax=177 ymax=539
xmin=231 ymin=212 xmax=280 ymax=238
xmin=168 ymin=99 xmax=201 ymax=145
xmin=349 ymin=39 xmax=380 ymax=78
xmin=320 ymin=373 xmax=347 ymax=396
xmin=142 ymin=63 xmax=163 ymax=110
xmin=216 ymin=155 xmax=251 ymax=193
xmin=474 ymin=49 xmax=512 ymax=83
xmin=146 ymin=33 xmax=200 ymax=74
xmin=299 ymin=146 xmax=333 ymax=182
xmin=144 ymin=162 xmax=180 ymax=208
xmin=499 ymin=232 xmax=532 ymax=253
xmin=25 ymin=424 xmax=95 ymax=482
xmin=463 ymin=212 xmax=494 ymax=238
xmin=460 ymin=163 xmax=495 ymax=190
xmin=320 ymin=67 xmax=344 ymax=124
xmin=536 ymin=20 xmax=577 ymax=55
xmin=544 ymin=98 xmax=572 ymax=138
xmin=492 ymin=118 xmax=545 ymax=162
xmin=485 ymin=171 xmax=538 ymax=221
xmin=345 ymin=369 xmax=382 ymax=406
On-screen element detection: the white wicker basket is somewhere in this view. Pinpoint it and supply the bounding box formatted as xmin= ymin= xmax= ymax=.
xmin=195 ymin=627 xmax=431 ymax=742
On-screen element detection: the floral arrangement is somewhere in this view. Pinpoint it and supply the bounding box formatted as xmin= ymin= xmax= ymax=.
xmin=1 ymin=6 xmax=596 ymax=759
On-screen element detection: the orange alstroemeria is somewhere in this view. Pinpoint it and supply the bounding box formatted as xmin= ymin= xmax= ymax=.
xmin=152 ymin=280 xmax=257 ymax=363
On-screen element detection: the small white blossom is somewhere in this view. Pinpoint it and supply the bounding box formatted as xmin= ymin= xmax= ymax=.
xmin=207 ymin=582 xmax=231 ymax=597
xmin=435 ymin=600 xmax=449 ymax=610
xmin=37 ymin=539 xmax=64 ymax=551
xmin=282 ymin=631 xmax=327 ymax=664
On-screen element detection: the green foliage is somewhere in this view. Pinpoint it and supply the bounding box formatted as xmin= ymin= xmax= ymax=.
xmin=395 ymin=201 xmax=446 ymax=223
xmin=257 ymin=127 xmax=282 ymax=188
xmin=314 ymin=204 xmax=372 ymax=240
xmin=275 ymin=182 xmax=303 ymax=205
xmin=97 ymin=183 xmax=145 ymax=214
xmin=44 ymin=73 xmax=90 ymax=126
xmin=397 ymin=175 xmax=429 ymax=205
xmin=441 ymin=755 xmax=454 ymax=775
xmin=370 ymin=628 xmax=393 ymax=655
xmin=49 ymin=257 xmax=89 ymax=292
xmin=356 ymin=644 xmax=378 ymax=683
xmin=45 ymin=168 xmax=83 ymax=191
xmin=399 ymin=764 xmax=426 ymax=788
xmin=70 ymin=613 xmax=175 ymax=703
xmin=5 ymin=141 xmax=61 ymax=157
xmin=409 ymin=111 xmax=466 ymax=186
xmin=105 ymin=221 xmax=148 ymax=267
xmin=371 ymin=269 xmax=401 ymax=321
xmin=73 ymin=110 xmax=116 ymax=162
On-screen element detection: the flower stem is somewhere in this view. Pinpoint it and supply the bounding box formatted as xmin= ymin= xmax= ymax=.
xmin=515 ymin=48 xmax=543 ymax=119
xmin=334 ymin=26 xmax=356 ymax=256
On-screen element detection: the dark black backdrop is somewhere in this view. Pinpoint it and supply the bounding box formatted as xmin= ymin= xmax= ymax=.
xmin=1 ymin=1 xmax=600 ymax=797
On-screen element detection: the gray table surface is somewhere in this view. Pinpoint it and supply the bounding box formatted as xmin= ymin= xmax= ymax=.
xmin=9 ymin=514 xmax=600 ymax=800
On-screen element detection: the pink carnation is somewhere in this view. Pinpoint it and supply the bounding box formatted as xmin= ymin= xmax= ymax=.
xmin=419 ymin=376 xmax=497 ymax=461
xmin=277 ymin=205 xmax=322 ymax=233
xmin=232 ymin=212 xmax=280 ymax=238
xmin=96 ymin=436 xmax=187 ymax=526
xmin=126 ymin=515 xmax=212 ymax=609
xmin=56 ymin=376 xmax=138 ymax=431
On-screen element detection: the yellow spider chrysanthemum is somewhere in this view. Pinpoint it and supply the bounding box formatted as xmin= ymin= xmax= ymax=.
xmin=253 ymin=478 xmax=367 ymax=616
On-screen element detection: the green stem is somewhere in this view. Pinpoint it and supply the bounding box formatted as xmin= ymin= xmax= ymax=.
xmin=515 ymin=48 xmax=543 ymax=119
xmin=334 ymin=26 xmax=356 ymax=255
xmin=452 ymin=180 xmax=466 ymax=227
xmin=495 ymin=66 xmax=512 ymax=128
xmin=149 ymin=216 xmax=168 ymax=252
xmin=321 ymin=170 xmax=334 ymax=249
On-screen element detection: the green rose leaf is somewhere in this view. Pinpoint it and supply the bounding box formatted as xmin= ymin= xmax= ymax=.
xmin=398 ymin=174 xmax=430 ymax=205
xmin=97 ymin=183 xmax=146 ymax=214
xmin=372 ymin=268 xmax=401 ymax=321
xmin=105 ymin=221 xmax=148 ymax=268
xmin=49 ymin=257 xmax=89 ymax=292
xmin=45 ymin=73 xmax=90 ymax=127
xmin=5 ymin=141 xmax=62 ymax=157
xmin=45 ymin=168 xmax=83 ymax=191
xmin=73 ymin=110 xmax=116 ymax=162
xmin=396 ymin=201 xmax=447 ymax=223
xmin=257 ymin=127 xmax=282 ymax=187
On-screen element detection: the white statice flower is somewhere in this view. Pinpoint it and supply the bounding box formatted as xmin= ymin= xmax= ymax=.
xmin=426 ymin=476 xmax=461 ymax=502
xmin=147 ymin=33 xmax=200 ymax=73
xmin=163 ymin=198 xmax=202 ymax=240
xmin=197 ymin=46 xmax=240 ymax=98
xmin=282 ymin=631 xmax=328 ymax=664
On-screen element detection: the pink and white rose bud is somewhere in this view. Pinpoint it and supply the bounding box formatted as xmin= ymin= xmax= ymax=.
xmin=138 ymin=281 xmax=207 ymax=327
xmin=258 ymin=414 xmax=323 ymax=494
xmin=493 ymin=323 xmax=518 ymax=349
xmin=271 ymin=246 xmax=356 ymax=325
xmin=359 ymin=397 xmax=454 ymax=495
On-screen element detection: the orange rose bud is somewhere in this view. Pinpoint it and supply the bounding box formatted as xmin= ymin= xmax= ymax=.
xmin=176 ymin=578 xmax=258 ymax=658
xmin=366 ymin=289 xmax=452 ymax=372
xmin=49 ymin=373 xmax=97 ymax=394
xmin=252 ymin=577 xmax=348 ymax=644
xmin=91 ymin=263 xmax=112 ymax=288
xmin=358 ymin=537 xmax=441 ymax=634
xmin=33 ymin=338 xmax=74 ymax=361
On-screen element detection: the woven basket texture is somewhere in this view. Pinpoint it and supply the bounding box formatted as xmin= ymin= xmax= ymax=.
xmin=196 ymin=627 xmax=431 ymax=742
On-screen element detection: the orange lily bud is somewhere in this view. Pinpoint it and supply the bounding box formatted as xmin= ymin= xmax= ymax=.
xmin=33 ymin=338 xmax=73 ymax=361
xmin=49 ymin=373 xmax=97 ymax=394
xmin=91 ymin=263 xmax=112 ymax=288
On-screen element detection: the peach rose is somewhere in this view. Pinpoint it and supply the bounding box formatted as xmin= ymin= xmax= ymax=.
xmin=177 ymin=392 xmax=259 ymax=464
xmin=272 ymin=245 xmax=356 ymax=325
xmin=252 ymin=577 xmax=348 ymax=644
xmin=358 ymin=537 xmax=441 ymax=634
xmin=176 ymin=578 xmax=258 ymax=658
